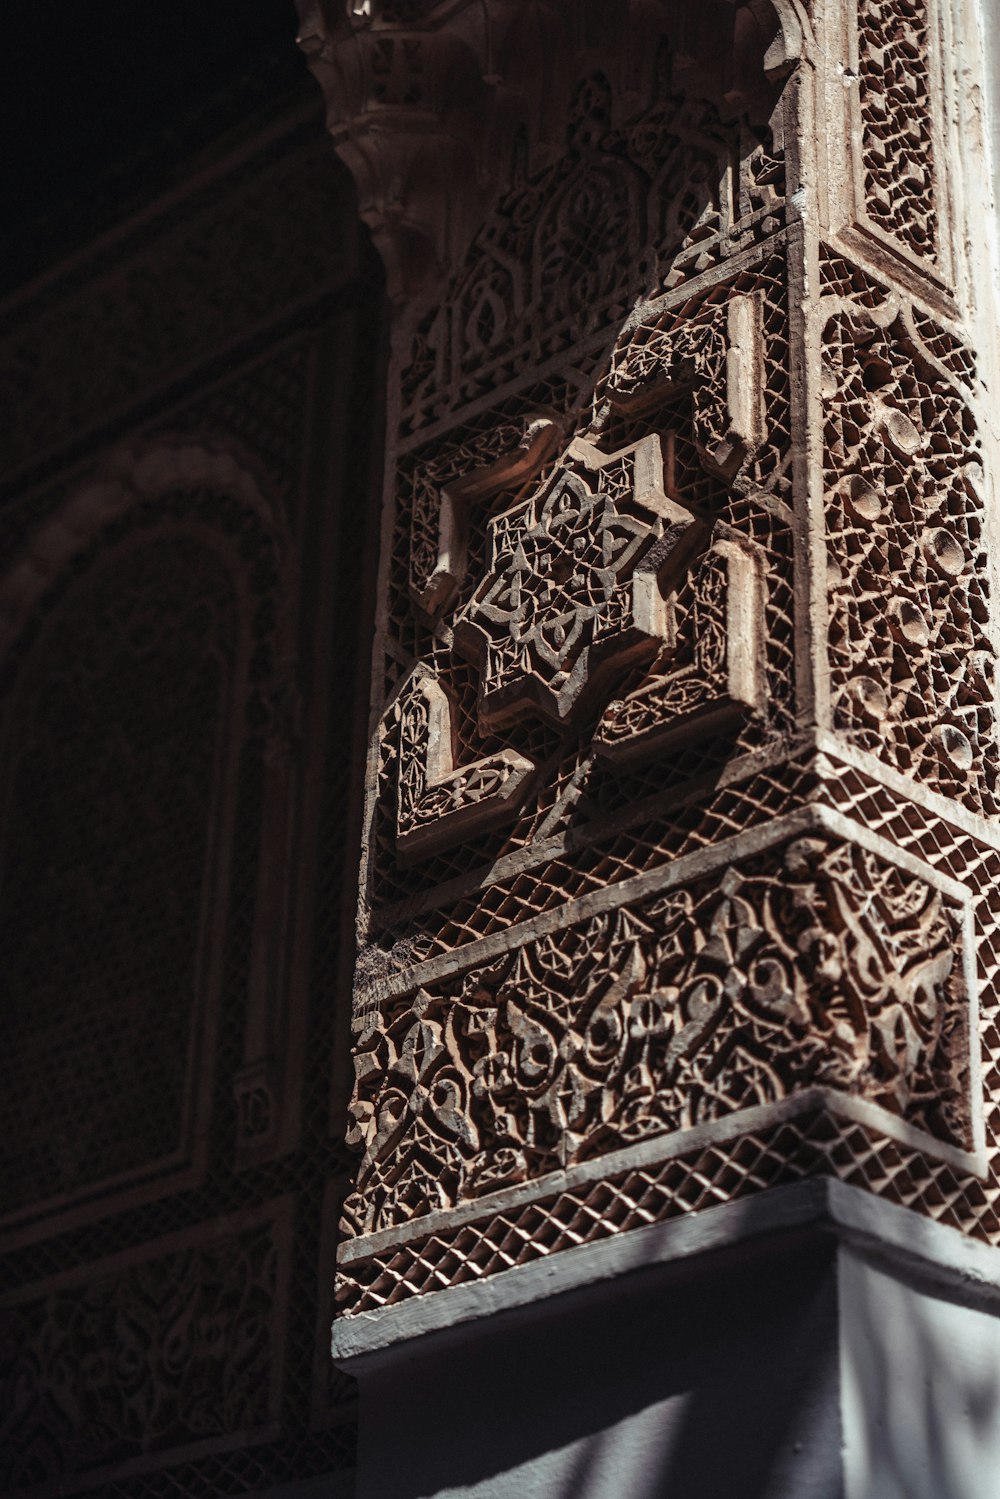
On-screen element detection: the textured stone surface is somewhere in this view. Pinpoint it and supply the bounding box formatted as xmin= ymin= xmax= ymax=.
xmin=0 ymin=104 xmax=381 ymax=1496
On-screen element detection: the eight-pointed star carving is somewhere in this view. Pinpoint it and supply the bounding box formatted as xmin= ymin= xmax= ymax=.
xmin=453 ymin=433 xmax=706 ymax=730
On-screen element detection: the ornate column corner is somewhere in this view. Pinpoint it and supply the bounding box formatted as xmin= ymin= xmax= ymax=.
xmin=318 ymin=3 xmax=1000 ymax=1469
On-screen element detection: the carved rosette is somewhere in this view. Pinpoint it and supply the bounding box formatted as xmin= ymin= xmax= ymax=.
xmin=453 ymin=434 xmax=700 ymax=729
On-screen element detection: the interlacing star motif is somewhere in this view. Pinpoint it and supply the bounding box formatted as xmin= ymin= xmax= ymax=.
xmin=453 ymin=433 xmax=704 ymax=729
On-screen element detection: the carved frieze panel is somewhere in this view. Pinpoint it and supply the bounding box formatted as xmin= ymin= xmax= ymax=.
xmin=400 ymin=73 xmax=785 ymax=436
xmin=338 ymin=739 xmax=1000 ymax=1314
xmin=819 ymin=255 xmax=996 ymax=815
xmin=0 ymin=1199 xmax=293 ymax=1492
xmin=344 ymin=819 xmax=978 ymax=1239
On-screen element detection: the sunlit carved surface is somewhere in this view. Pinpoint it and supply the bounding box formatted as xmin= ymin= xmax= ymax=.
xmin=346 ymin=829 xmax=972 ymax=1237
xmin=337 ymin=0 xmax=1000 ymax=1323
xmin=857 ymin=0 xmax=938 ymax=261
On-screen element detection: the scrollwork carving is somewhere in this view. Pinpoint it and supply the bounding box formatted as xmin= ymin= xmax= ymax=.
xmin=606 ymin=293 xmax=765 ymax=480
xmin=595 ymin=528 xmax=766 ymax=763
xmin=0 ymin=1205 xmax=291 ymax=1487
xmin=410 ymin=415 xmax=564 ymax=621
xmin=345 ymin=830 xmax=972 ymax=1235
xmin=856 ymin=0 xmax=938 ymax=262
xmin=399 ymin=71 xmax=784 ymax=428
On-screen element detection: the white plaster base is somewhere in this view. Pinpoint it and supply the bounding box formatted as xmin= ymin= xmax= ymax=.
xmin=840 ymin=1249 xmax=1000 ymax=1499
xmin=334 ymin=1181 xmax=1000 ymax=1499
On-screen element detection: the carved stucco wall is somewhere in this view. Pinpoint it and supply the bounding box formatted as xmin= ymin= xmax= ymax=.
xmin=2 ymin=0 xmax=1000 ymax=1488
xmin=0 ymin=107 xmax=383 ymax=1496
xmin=296 ymin=0 xmax=1000 ymax=1322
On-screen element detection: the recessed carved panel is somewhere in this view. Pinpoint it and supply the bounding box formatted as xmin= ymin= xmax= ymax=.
xmin=594 ymin=528 xmax=766 ymax=764
xmin=394 ymin=665 xmax=536 ymax=862
xmin=0 ymin=1200 xmax=293 ymax=1491
xmin=819 ymin=256 xmax=996 ymax=814
xmin=0 ymin=532 xmax=243 ymax=1221
xmin=857 ymin=0 xmax=938 ymax=263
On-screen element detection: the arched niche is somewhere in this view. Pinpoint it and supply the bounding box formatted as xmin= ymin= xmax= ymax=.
xmin=0 ymin=440 xmax=286 ymax=1237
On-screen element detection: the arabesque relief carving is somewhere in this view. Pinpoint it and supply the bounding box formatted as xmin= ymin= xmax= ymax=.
xmin=319 ymin=0 xmax=1000 ymax=1323
xmin=857 ymin=0 xmax=938 ymax=262
xmin=594 ymin=530 xmax=766 ymax=764
xmin=399 ymin=68 xmax=786 ymax=428
xmin=0 ymin=1205 xmax=290 ymax=1486
xmin=395 ymin=666 xmax=536 ymax=862
xmin=410 ymin=415 xmax=564 ymax=621
xmin=345 ymin=830 xmax=972 ymax=1236
xmin=605 ymin=293 xmax=765 ymax=480
xmin=390 ymin=286 xmax=771 ymax=860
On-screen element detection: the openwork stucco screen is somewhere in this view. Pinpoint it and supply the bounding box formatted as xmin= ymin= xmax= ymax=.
xmin=298 ymin=0 xmax=1000 ymax=1319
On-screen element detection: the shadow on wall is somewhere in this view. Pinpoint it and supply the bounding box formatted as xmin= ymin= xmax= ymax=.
xmin=840 ymin=1227 xmax=1000 ymax=1499
xmin=358 ymin=1221 xmax=843 ymax=1499
xmin=355 ymin=1196 xmax=1000 ymax=1499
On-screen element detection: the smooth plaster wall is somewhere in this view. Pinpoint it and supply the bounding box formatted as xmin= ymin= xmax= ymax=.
xmin=986 ymin=7 xmax=1000 ymax=233
xmin=355 ymin=1234 xmax=843 ymax=1499
xmin=347 ymin=1217 xmax=1000 ymax=1498
xmin=841 ymin=1248 xmax=1000 ymax=1499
